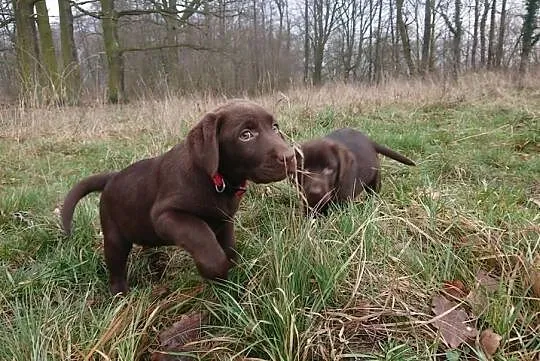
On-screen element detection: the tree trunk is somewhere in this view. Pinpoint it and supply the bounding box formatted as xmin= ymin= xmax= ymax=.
xmin=35 ymin=0 xmax=60 ymax=102
xmin=12 ymin=0 xmax=39 ymax=101
xmin=311 ymin=0 xmax=323 ymax=85
xmin=519 ymin=0 xmax=540 ymax=74
xmin=368 ymin=0 xmax=373 ymax=82
xmin=495 ymin=0 xmax=507 ymax=68
xmin=340 ymin=0 xmax=357 ymax=82
xmin=414 ymin=0 xmax=420 ymax=64
xmin=480 ymin=0 xmax=490 ymax=67
xmin=452 ymin=0 xmax=462 ymax=80
xmin=421 ymin=0 xmax=432 ymax=75
xmin=303 ymin=0 xmax=309 ymax=84
xmin=275 ymin=0 xmax=284 ymax=84
xmin=389 ymin=0 xmax=398 ymax=74
xmin=374 ymin=0 xmax=382 ymax=83
xmin=310 ymin=0 xmax=340 ymax=85
xmin=58 ymin=0 xmax=80 ymax=104
xmin=471 ymin=0 xmax=480 ymax=69
xmin=312 ymin=44 xmax=324 ymax=85
xmin=100 ymin=0 xmax=124 ymax=103
xmin=396 ymin=0 xmax=415 ymax=76
xmin=429 ymin=5 xmax=436 ymax=71
xmin=164 ymin=0 xmax=179 ymax=89
xmin=487 ymin=0 xmax=496 ymax=68
xmin=251 ymin=0 xmax=260 ymax=91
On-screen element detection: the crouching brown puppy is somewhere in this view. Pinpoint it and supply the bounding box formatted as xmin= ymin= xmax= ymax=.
xmin=296 ymin=128 xmax=415 ymax=214
xmin=61 ymin=100 xmax=295 ymax=295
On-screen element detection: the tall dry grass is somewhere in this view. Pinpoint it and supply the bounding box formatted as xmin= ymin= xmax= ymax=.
xmin=1 ymin=71 xmax=538 ymax=142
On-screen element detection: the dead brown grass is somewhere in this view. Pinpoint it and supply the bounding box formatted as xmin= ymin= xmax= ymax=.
xmin=1 ymin=71 xmax=538 ymax=141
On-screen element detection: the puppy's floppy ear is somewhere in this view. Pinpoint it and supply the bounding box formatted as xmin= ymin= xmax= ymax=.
xmin=330 ymin=142 xmax=356 ymax=200
xmin=187 ymin=112 xmax=221 ymax=176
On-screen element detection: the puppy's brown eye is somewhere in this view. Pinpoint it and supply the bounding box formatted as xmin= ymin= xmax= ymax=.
xmin=272 ymin=124 xmax=279 ymax=133
xmin=239 ymin=129 xmax=255 ymax=142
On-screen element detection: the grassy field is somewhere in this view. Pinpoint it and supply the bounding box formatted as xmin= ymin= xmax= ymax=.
xmin=0 ymin=73 xmax=539 ymax=360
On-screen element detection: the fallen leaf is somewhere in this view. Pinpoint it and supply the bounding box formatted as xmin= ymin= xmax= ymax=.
xmin=443 ymin=280 xmax=468 ymax=299
xmin=475 ymin=270 xmax=499 ymax=293
xmin=529 ymin=197 xmax=540 ymax=208
xmin=467 ymin=270 xmax=500 ymax=313
xmin=432 ymin=295 xmax=478 ymax=349
xmin=479 ymin=328 xmax=502 ymax=358
xmin=151 ymin=311 xmax=207 ymax=361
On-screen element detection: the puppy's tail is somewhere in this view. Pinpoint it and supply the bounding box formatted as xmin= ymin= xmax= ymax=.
xmin=374 ymin=143 xmax=416 ymax=166
xmin=61 ymin=172 xmax=117 ymax=236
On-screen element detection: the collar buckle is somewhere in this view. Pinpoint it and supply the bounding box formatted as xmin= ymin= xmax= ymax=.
xmin=212 ymin=173 xmax=247 ymax=197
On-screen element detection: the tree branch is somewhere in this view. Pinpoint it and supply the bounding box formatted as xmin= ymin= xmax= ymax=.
xmin=436 ymin=8 xmax=456 ymax=34
xmin=117 ymin=7 xmax=205 ymax=19
xmin=0 ymin=17 xmax=14 ymax=28
xmin=532 ymin=32 xmax=540 ymax=47
xmin=121 ymin=43 xmax=219 ymax=54
xmin=76 ymin=0 xmax=99 ymax=5
xmin=70 ymin=0 xmax=101 ymax=19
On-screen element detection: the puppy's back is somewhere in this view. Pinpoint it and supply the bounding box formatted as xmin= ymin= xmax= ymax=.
xmin=325 ymin=128 xmax=378 ymax=167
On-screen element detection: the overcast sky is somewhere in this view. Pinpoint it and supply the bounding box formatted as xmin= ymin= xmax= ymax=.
xmin=45 ymin=0 xmax=59 ymax=18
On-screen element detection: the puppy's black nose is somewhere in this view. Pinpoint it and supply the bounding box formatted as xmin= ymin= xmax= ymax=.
xmin=276 ymin=150 xmax=296 ymax=167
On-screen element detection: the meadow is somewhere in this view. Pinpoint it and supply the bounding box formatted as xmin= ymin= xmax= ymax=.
xmin=0 ymin=73 xmax=539 ymax=360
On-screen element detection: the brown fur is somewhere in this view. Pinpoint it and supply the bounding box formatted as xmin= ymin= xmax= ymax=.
xmin=61 ymin=100 xmax=295 ymax=295
xmin=296 ymin=128 xmax=415 ymax=214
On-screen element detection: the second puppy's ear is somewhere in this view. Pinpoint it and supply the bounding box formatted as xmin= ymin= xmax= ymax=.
xmin=331 ymin=143 xmax=356 ymax=200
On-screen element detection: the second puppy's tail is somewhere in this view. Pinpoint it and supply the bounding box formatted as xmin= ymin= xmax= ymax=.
xmin=373 ymin=143 xmax=416 ymax=166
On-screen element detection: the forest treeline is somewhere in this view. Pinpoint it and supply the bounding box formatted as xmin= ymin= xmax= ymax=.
xmin=0 ymin=0 xmax=538 ymax=104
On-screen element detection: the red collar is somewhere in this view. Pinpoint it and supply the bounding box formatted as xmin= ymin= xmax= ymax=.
xmin=212 ymin=173 xmax=248 ymax=198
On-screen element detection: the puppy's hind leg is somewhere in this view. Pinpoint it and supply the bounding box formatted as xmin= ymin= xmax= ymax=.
xmin=101 ymin=217 xmax=133 ymax=296
xmin=365 ymin=171 xmax=381 ymax=196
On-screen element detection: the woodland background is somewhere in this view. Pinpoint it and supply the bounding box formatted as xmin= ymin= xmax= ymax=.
xmin=0 ymin=0 xmax=539 ymax=105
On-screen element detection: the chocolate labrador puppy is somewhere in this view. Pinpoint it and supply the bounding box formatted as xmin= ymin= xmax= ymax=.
xmin=62 ymin=100 xmax=295 ymax=295
xmin=296 ymin=128 xmax=415 ymax=213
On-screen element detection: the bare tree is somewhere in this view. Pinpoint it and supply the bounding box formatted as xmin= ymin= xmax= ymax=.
xmin=100 ymin=0 xmax=123 ymax=103
xmin=480 ymin=0 xmax=490 ymax=67
xmin=373 ymin=0 xmax=382 ymax=83
xmin=495 ymin=0 xmax=507 ymax=68
xmin=338 ymin=0 xmax=358 ymax=82
xmin=471 ymin=0 xmax=480 ymax=69
xmin=396 ymin=0 xmax=415 ymax=75
xmin=35 ymin=0 xmax=60 ymax=101
xmin=12 ymin=0 xmax=39 ymax=100
xmin=439 ymin=0 xmax=462 ymax=79
xmin=421 ymin=0 xmax=432 ymax=75
xmin=303 ymin=0 xmax=309 ymax=84
xmin=519 ymin=0 xmax=540 ymax=74
xmin=58 ymin=0 xmax=81 ymax=103
xmin=487 ymin=0 xmax=496 ymax=68
xmin=309 ymin=0 xmax=342 ymax=85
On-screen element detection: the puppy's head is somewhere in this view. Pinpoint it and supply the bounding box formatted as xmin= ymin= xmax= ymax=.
xmin=187 ymin=100 xmax=295 ymax=184
xmin=296 ymin=139 xmax=356 ymax=210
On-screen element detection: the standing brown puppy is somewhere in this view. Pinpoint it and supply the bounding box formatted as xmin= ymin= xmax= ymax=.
xmin=61 ymin=100 xmax=296 ymax=295
xmin=296 ymin=128 xmax=415 ymax=214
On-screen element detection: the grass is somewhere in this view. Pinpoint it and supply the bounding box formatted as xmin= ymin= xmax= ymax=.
xmin=0 ymin=73 xmax=539 ymax=360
